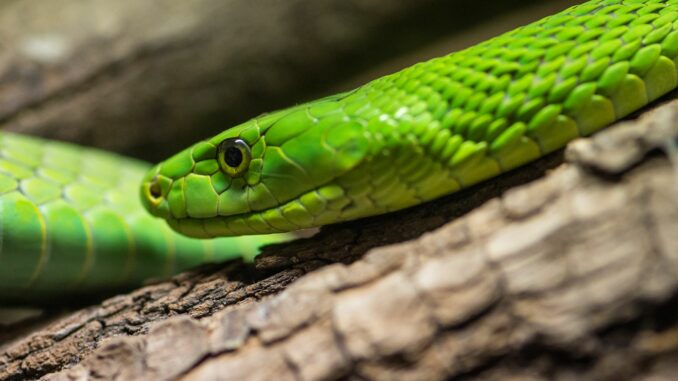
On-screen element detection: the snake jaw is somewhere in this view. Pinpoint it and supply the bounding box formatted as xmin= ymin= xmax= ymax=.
xmin=162 ymin=180 xmax=361 ymax=238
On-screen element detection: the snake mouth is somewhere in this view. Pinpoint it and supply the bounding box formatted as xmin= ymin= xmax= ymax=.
xmin=140 ymin=159 xmax=364 ymax=238
xmin=163 ymin=182 xmax=355 ymax=238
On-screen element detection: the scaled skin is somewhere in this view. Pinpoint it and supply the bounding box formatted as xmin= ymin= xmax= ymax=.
xmin=143 ymin=0 xmax=678 ymax=238
xmin=0 ymin=133 xmax=290 ymax=304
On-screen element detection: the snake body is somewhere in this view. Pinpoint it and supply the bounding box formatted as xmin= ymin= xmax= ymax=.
xmin=143 ymin=0 xmax=678 ymax=238
xmin=2 ymin=1 xmax=677 ymax=303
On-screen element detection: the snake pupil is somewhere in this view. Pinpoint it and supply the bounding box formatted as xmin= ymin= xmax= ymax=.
xmin=225 ymin=146 xmax=243 ymax=167
xmin=217 ymin=138 xmax=251 ymax=177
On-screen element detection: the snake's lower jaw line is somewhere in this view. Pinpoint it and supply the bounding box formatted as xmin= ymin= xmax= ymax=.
xmin=166 ymin=176 xmax=381 ymax=238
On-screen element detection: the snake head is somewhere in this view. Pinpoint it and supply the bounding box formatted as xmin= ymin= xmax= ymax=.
xmin=141 ymin=97 xmax=373 ymax=238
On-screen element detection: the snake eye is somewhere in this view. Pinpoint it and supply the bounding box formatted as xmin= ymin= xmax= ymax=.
xmin=217 ymin=138 xmax=251 ymax=177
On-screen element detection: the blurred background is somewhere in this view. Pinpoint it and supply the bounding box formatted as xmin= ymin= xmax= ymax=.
xmin=0 ymin=0 xmax=580 ymax=163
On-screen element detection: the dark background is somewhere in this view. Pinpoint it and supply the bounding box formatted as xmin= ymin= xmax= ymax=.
xmin=0 ymin=0 xmax=579 ymax=162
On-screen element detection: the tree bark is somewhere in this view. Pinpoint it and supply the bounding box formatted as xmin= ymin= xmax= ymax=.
xmin=2 ymin=95 xmax=677 ymax=381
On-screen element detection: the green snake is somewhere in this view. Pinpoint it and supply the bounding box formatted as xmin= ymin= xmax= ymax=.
xmin=0 ymin=135 xmax=289 ymax=304
xmin=3 ymin=0 xmax=677 ymax=304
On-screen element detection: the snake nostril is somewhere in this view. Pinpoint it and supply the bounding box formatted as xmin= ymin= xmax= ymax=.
xmin=149 ymin=180 xmax=162 ymax=200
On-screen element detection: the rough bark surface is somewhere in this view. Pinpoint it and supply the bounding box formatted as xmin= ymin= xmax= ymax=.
xmin=2 ymin=97 xmax=678 ymax=380
xmin=0 ymin=0 xmax=565 ymax=162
